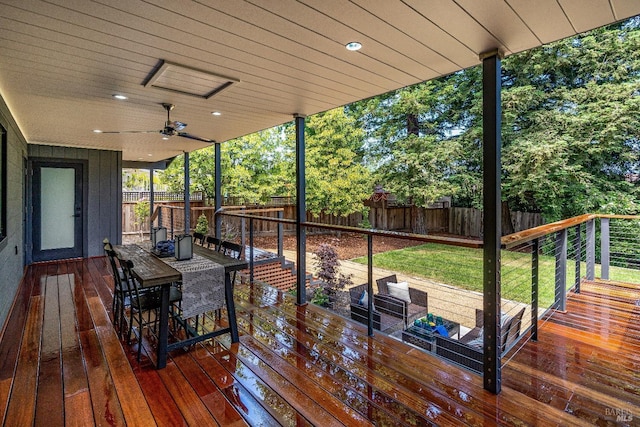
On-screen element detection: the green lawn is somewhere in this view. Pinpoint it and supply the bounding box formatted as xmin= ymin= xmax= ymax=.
xmin=353 ymin=243 xmax=640 ymax=308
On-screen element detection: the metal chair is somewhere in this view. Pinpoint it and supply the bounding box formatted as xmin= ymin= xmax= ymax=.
xmin=220 ymin=241 xmax=243 ymax=260
xmin=118 ymin=257 xmax=183 ymax=362
xmin=193 ymin=232 xmax=206 ymax=246
xmin=205 ymin=235 xmax=222 ymax=251
xmin=214 ymin=241 xmax=244 ymax=320
xmin=104 ymin=248 xmax=129 ymax=338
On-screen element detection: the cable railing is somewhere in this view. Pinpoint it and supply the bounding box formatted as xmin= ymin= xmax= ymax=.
xmin=147 ymin=205 xmax=640 ymax=377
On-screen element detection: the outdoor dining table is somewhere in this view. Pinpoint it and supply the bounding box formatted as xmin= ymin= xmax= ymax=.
xmin=115 ymin=242 xmax=248 ymax=369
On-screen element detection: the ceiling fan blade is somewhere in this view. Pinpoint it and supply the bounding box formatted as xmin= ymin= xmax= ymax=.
xmin=100 ymin=130 xmax=161 ymax=134
xmin=177 ymin=132 xmax=216 ymax=143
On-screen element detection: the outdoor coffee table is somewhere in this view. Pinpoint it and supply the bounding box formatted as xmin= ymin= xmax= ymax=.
xmin=401 ymin=317 xmax=460 ymax=352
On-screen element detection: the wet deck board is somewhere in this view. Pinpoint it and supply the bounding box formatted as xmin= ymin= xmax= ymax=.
xmin=0 ymin=257 xmax=639 ymax=426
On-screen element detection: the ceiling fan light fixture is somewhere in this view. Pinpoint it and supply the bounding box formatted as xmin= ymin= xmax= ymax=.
xmin=345 ymin=41 xmax=362 ymax=51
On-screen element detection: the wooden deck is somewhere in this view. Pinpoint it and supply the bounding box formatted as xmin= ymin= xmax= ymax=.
xmin=1 ymin=258 xmax=639 ymax=426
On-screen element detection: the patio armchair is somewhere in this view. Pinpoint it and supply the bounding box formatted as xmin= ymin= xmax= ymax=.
xmin=458 ymin=307 xmax=526 ymax=352
xmin=440 ymin=306 xmax=526 ymax=372
xmin=375 ymin=275 xmax=428 ymax=327
xmin=458 ymin=309 xmax=483 ymax=345
xmin=435 ymin=334 xmax=483 ymax=373
xmin=349 ymin=284 xmax=381 ymax=330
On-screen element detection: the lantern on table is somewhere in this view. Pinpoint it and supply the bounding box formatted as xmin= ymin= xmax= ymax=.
xmin=175 ymin=234 xmax=193 ymax=260
xmin=151 ymin=226 xmax=167 ymax=248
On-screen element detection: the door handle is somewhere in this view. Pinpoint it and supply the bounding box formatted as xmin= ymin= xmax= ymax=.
xmin=71 ymin=214 xmax=80 ymax=217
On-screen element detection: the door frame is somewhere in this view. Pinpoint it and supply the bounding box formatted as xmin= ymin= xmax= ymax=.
xmin=29 ymin=159 xmax=87 ymax=262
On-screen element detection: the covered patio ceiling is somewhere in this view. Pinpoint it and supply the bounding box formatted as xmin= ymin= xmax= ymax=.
xmin=1 ymin=1 xmax=639 ymax=162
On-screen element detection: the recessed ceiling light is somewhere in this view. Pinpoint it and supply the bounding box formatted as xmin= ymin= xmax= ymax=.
xmin=345 ymin=41 xmax=362 ymax=51
xmin=162 ymin=136 xmax=170 ymax=140
xmin=112 ymin=94 xmax=128 ymax=100
xmin=211 ymin=111 xmax=222 ymax=116
xmin=148 ymin=153 xmax=153 ymax=156
xmin=92 ymin=129 xmax=102 ymax=133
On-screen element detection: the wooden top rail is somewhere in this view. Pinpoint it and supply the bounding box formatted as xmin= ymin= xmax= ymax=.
xmin=501 ymin=213 xmax=596 ymax=249
xmin=501 ymin=213 xmax=640 ymax=249
xmin=598 ymin=214 xmax=640 ymax=220
xmin=219 ymin=211 xmax=483 ymax=249
xmin=154 ymin=205 xmax=639 ymax=251
xmin=222 ymin=207 xmax=285 ymax=215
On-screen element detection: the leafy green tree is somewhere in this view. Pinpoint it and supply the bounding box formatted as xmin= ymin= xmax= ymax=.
xmin=500 ymin=21 xmax=640 ymax=219
xmin=221 ymin=127 xmax=294 ymax=203
xmin=160 ymin=126 xmax=294 ymax=203
xmin=160 ymin=148 xmax=216 ymax=199
xmin=303 ymin=108 xmax=373 ymax=216
xmin=355 ymin=18 xmax=640 ymax=221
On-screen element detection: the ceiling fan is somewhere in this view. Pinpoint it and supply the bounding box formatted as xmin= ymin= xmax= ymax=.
xmin=99 ymin=103 xmax=216 ymax=143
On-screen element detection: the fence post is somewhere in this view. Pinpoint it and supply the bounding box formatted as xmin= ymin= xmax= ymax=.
xmin=574 ymin=224 xmax=582 ymax=293
xmin=531 ymin=238 xmax=539 ymax=341
xmin=554 ymin=229 xmax=567 ymax=311
xmin=170 ymin=208 xmax=174 ymax=239
xmin=586 ymin=219 xmax=595 ymax=281
xmin=601 ymin=217 xmax=610 ymax=280
xmin=277 ymin=210 xmax=284 ymax=257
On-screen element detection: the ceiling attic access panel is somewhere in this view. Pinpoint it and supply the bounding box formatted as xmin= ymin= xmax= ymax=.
xmin=144 ymin=60 xmax=240 ymax=99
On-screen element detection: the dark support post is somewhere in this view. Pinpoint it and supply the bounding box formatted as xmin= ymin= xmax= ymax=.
xmin=367 ymin=234 xmax=374 ymax=337
xmin=277 ymin=210 xmax=284 ymax=257
xmin=531 ymin=238 xmax=539 ymax=341
xmin=241 ymin=207 xmax=246 ymax=249
xmin=586 ymin=219 xmax=595 ymax=281
xmin=481 ymin=49 xmax=502 ymax=394
xmin=295 ymin=114 xmax=307 ymax=305
xmin=215 ymin=143 xmax=222 ymax=239
xmin=184 ymin=151 xmax=190 ymax=235
xmin=601 ymin=217 xmax=610 ymax=280
xmin=170 ymin=208 xmax=174 ymax=239
xmin=574 ymin=224 xmax=582 ymax=293
xmin=554 ymin=229 xmax=567 ymax=312
xmin=249 ymin=218 xmax=254 ymax=285
xmin=149 ymin=168 xmax=154 ymax=237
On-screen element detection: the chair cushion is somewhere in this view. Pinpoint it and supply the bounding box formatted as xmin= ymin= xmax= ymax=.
xmin=387 ymin=281 xmax=411 ymax=303
xmin=466 ymin=336 xmax=483 ymax=349
xmin=358 ymin=290 xmax=369 ymax=305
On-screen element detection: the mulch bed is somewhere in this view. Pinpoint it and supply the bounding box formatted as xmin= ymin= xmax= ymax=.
xmin=252 ymin=232 xmax=424 ymax=260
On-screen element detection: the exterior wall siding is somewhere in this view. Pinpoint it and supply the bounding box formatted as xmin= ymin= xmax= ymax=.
xmin=28 ymin=145 xmax=122 ymax=261
xmin=0 ymin=94 xmax=28 ymax=331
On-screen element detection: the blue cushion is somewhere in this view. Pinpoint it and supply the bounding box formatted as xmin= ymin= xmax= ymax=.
xmin=358 ymin=290 xmax=368 ymax=306
xmin=433 ymin=325 xmax=449 ymax=336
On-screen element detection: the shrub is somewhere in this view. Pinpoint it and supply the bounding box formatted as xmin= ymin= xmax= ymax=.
xmin=195 ymin=214 xmax=209 ymax=235
xmin=313 ymin=243 xmax=353 ymax=292
xmin=310 ymin=287 xmax=329 ymax=306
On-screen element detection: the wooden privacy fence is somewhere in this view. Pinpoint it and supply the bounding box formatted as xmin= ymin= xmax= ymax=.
xmin=122 ymin=200 xmax=205 ymax=236
xmin=122 ymin=191 xmax=204 ymax=202
xmin=122 ymin=199 xmax=542 ymax=238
